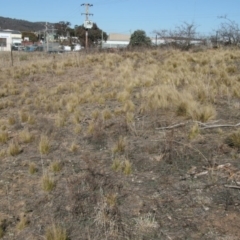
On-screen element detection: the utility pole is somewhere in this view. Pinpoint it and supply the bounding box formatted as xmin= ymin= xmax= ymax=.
xmin=45 ymin=22 xmax=49 ymax=52
xmin=81 ymin=3 xmax=93 ymax=50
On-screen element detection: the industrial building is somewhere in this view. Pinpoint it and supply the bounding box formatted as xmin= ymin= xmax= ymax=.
xmin=0 ymin=29 xmax=22 ymax=51
xmin=102 ymin=33 xmax=130 ymax=49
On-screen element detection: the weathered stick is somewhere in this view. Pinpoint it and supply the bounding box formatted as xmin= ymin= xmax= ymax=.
xmin=224 ymin=185 xmax=240 ymax=189
xmin=156 ymin=122 xmax=187 ymax=130
xmin=156 ymin=120 xmax=240 ymax=130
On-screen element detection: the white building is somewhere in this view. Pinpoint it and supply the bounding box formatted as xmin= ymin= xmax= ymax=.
xmin=102 ymin=33 xmax=130 ymax=48
xmin=0 ymin=29 xmax=22 ymax=51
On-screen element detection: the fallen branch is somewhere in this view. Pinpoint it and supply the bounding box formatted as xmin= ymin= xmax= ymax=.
xmin=200 ymin=123 xmax=240 ymax=129
xmin=156 ymin=122 xmax=187 ymax=130
xmin=224 ymin=185 xmax=240 ymax=189
xmin=156 ymin=120 xmax=240 ymax=130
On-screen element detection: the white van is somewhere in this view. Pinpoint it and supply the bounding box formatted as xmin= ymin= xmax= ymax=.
xmin=73 ymin=45 xmax=81 ymax=51
xmin=63 ymin=46 xmax=71 ymax=52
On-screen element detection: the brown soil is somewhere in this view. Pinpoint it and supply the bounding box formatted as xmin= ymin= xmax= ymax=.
xmin=1 ymin=49 xmax=240 ymax=240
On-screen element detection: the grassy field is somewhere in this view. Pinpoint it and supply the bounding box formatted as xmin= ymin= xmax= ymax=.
xmin=1 ymin=47 xmax=240 ymax=239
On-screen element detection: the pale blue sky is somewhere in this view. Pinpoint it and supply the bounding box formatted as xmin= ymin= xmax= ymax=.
xmin=1 ymin=0 xmax=239 ymax=37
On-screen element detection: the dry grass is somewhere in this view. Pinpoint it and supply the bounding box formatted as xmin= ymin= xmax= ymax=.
xmin=112 ymin=136 xmax=127 ymax=154
xmin=50 ymin=161 xmax=62 ymax=172
xmin=42 ymin=173 xmax=55 ymax=192
xmin=16 ymin=214 xmax=29 ymax=231
xmin=0 ymin=131 xmax=8 ymax=144
xmin=28 ymin=162 xmax=37 ymax=174
xmin=135 ymin=213 xmax=158 ymax=233
xmin=225 ymin=130 xmax=240 ymax=149
xmin=45 ymin=224 xmax=68 ymax=240
xmin=39 ymin=135 xmax=50 ymax=155
xmin=7 ymin=141 xmax=21 ymax=156
xmin=19 ymin=129 xmax=34 ymax=143
xmin=69 ymin=142 xmax=78 ymax=152
xmin=1 ymin=48 xmax=240 ymax=239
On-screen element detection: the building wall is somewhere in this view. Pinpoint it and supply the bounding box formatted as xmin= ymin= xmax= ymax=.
xmin=0 ymin=31 xmax=22 ymax=51
xmin=102 ymin=40 xmax=129 ymax=49
xmin=0 ymin=32 xmax=11 ymax=51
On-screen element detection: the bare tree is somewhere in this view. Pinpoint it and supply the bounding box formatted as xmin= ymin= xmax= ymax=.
xmin=174 ymin=22 xmax=198 ymax=49
xmin=155 ymin=22 xmax=199 ymax=49
xmin=217 ymin=15 xmax=240 ymax=46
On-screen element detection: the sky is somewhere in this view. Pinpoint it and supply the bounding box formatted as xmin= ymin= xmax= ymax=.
xmin=1 ymin=0 xmax=240 ymax=37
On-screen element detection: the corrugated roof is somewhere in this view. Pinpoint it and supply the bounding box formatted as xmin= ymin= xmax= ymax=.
xmin=108 ymin=33 xmax=130 ymax=41
xmin=0 ymin=29 xmax=21 ymax=34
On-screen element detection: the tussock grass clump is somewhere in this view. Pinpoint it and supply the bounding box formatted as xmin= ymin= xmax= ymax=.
xmin=0 ymin=131 xmax=8 ymax=144
xmin=126 ymin=112 xmax=134 ymax=124
xmin=27 ymin=115 xmax=36 ymax=125
xmin=74 ymin=125 xmax=81 ymax=134
xmin=123 ymin=100 xmax=135 ymax=113
xmin=55 ymin=112 xmax=67 ymax=127
xmin=188 ymin=124 xmax=200 ymax=140
xmin=69 ymin=142 xmax=78 ymax=153
xmin=135 ymin=213 xmax=158 ymax=233
xmin=117 ymin=90 xmax=131 ymax=103
xmin=112 ymin=136 xmax=126 ymax=154
xmin=0 ymin=149 xmax=6 ymax=158
xmin=16 ymin=215 xmax=29 ymax=231
xmin=0 ymin=226 xmax=4 ymax=238
xmin=105 ymin=193 xmax=118 ymax=207
xmin=102 ymin=108 xmax=112 ymax=121
xmin=225 ymin=130 xmax=240 ymax=149
xmin=19 ymin=130 xmax=34 ymax=143
xmin=8 ymin=141 xmax=21 ymax=156
xmin=72 ymin=110 xmax=82 ymax=124
xmin=176 ymin=101 xmax=189 ymax=117
xmin=18 ymin=110 xmax=29 ymax=123
xmin=111 ymin=158 xmax=122 ymax=172
xmin=122 ymin=159 xmax=132 ymax=175
xmin=29 ymin=162 xmax=37 ymax=174
xmin=8 ymin=116 xmax=16 ymax=125
xmin=39 ymin=135 xmax=50 ymax=154
xmin=45 ymin=224 xmax=68 ymax=240
xmin=50 ymin=161 xmax=62 ymax=172
xmin=112 ymin=158 xmax=132 ymax=175
xmin=91 ymin=109 xmax=100 ymax=120
xmin=42 ymin=174 xmax=55 ymax=192
xmin=190 ymin=105 xmax=217 ymax=122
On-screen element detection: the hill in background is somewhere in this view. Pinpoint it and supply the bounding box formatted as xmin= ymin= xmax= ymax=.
xmin=0 ymin=16 xmax=53 ymax=31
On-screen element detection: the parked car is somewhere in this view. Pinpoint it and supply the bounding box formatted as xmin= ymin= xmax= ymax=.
xmin=24 ymin=45 xmax=38 ymax=52
xmin=11 ymin=43 xmax=25 ymax=51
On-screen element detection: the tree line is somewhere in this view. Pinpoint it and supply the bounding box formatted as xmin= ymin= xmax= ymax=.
xmin=21 ymin=16 xmax=240 ymax=49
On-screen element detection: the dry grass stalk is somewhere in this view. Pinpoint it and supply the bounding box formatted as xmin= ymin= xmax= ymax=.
xmin=69 ymin=142 xmax=78 ymax=152
xmin=16 ymin=215 xmax=29 ymax=231
xmin=42 ymin=173 xmax=55 ymax=192
xmin=19 ymin=130 xmax=34 ymax=143
xmin=8 ymin=116 xmax=16 ymax=125
xmin=225 ymin=130 xmax=240 ymax=149
xmin=50 ymin=161 xmax=62 ymax=172
xmin=29 ymin=162 xmax=37 ymax=174
xmin=39 ymin=135 xmax=50 ymax=154
xmin=112 ymin=136 xmax=126 ymax=154
xmin=45 ymin=224 xmax=67 ymax=240
xmin=8 ymin=141 xmax=21 ymax=156
xmin=0 ymin=131 xmax=8 ymax=144
xmin=19 ymin=110 xmax=29 ymax=123
xmin=135 ymin=213 xmax=158 ymax=233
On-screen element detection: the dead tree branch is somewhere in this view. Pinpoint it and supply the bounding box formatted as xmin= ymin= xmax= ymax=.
xmin=156 ymin=120 xmax=240 ymax=130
